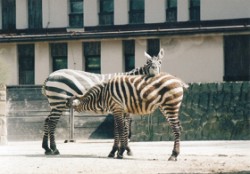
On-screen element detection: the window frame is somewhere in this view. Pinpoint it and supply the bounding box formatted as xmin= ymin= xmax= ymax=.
xmin=18 ymin=44 xmax=35 ymax=85
xmin=69 ymin=0 xmax=84 ymax=28
xmin=83 ymin=42 xmax=101 ymax=74
xmin=99 ymin=0 xmax=114 ymax=25
xmin=147 ymin=39 xmax=160 ymax=57
xmin=129 ymin=0 xmax=145 ymax=24
xmin=50 ymin=43 xmax=68 ymax=72
xmin=28 ymin=0 xmax=43 ymax=29
xmin=166 ymin=0 xmax=177 ymax=22
xmin=123 ymin=40 xmax=135 ymax=72
xmin=2 ymin=0 xmax=16 ymax=31
xmin=189 ymin=0 xmax=200 ymax=21
xmin=224 ymin=35 xmax=250 ymax=81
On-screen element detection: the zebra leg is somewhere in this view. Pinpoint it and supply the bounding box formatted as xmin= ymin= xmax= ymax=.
xmin=160 ymin=106 xmax=182 ymax=161
xmin=108 ymin=113 xmax=132 ymax=157
xmin=124 ymin=114 xmax=132 ymax=156
xmin=42 ymin=117 xmax=52 ymax=155
xmin=113 ymin=111 xmax=128 ymax=159
xmin=108 ymin=119 xmax=119 ymax=158
xmin=47 ymin=109 xmax=62 ymax=155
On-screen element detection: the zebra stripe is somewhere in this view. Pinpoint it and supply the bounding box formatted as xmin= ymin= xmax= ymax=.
xmin=42 ymin=49 xmax=165 ymax=156
xmin=74 ymin=72 xmax=188 ymax=160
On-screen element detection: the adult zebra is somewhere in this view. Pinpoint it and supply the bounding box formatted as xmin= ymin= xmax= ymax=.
xmin=42 ymin=49 xmax=164 ymax=155
xmin=73 ymin=72 xmax=188 ymax=161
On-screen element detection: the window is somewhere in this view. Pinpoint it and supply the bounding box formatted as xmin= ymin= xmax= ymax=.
xmin=18 ymin=44 xmax=35 ymax=85
xmin=189 ymin=0 xmax=200 ymax=21
xmin=224 ymin=35 xmax=250 ymax=81
xmin=50 ymin=43 xmax=68 ymax=71
xmin=147 ymin=39 xmax=160 ymax=57
xmin=69 ymin=0 xmax=84 ymax=28
xmin=166 ymin=0 xmax=177 ymax=22
xmin=123 ymin=40 xmax=135 ymax=72
xmin=84 ymin=42 xmax=101 ymax=74
xmin=28 ymin=0 xmax=42 ymax=29
xmin=99 ymin=0 xmax=114 ymax=25
xmin=2 ymin=0 xmax=16 ymax=31
xmin=129 ymin=0 xmax=144 ymax=24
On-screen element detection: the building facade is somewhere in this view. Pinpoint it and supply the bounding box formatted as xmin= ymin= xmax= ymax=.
xmin=0 ymin=0 xmax=250 ymax=85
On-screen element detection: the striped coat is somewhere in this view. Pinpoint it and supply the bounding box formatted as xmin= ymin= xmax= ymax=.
xmin=42 ymin=49 xmax=165 ymax=156
xmin=73 ymin=72 xmax=188 ymax=160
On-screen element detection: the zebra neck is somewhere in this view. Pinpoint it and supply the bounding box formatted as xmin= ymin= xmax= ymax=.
xmin=125 ymin=66 xmax=147 ymax=75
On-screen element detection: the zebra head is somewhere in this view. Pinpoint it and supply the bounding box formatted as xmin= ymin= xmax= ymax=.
xmin=144 ymin=48 xmax=164 ymax=75
xmin=72 ymin=83 xmax=106 ymax=114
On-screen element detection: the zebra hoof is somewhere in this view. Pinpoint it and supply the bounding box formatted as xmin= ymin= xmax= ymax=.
xmin=45 ymin=149 xmax=53 ymax=155
xmin=52 ymin=149 xmax=60 ymax=155
xmin=117 ymin=153 xmax=123 ymax=159
xmin=168 ymin=156 xmax=177 ymax=161
xmin=127 ymin=151 xmax=133 ymax=156
xmin=108 ymin=153 xmax=115 ymax=158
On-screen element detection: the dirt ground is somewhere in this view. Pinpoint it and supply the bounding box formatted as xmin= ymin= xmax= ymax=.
xmin=0 ymin=140 xmax=249 ymax=174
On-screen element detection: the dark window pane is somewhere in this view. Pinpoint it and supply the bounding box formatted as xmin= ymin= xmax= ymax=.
xmin=84 ymin=42 xmax=101 ymax=73
xmin=51 ymin=43 xmax=68 ymax=71
xmin=129 ymin=0 xmax=144 ymax=24
xmin=166 ymin=0 xmax=177 ymax=22
xmin=28 ymin=0 xmax=42 ymax=29
xmin=167 ymin=0 xmax=177 ymax=8
xmin=69 ymin=0 xmax=83 ymax=28
xmin=69 ymin=14 xmax=84 ymax=27
xmin=18 ymin=44 xmax=35 ymax=84
xmin=147 ymin=39 xmax=160 ymax=57
xmin=71 ymin=1 xmax=83 ymax=13
xmin=99 ymin=0 xmax=114 ymax=25
xmin=189 ymin=0 xmax=200 ymax=21
xmin=224 ymin=35 xmax=250 ymax=81
xmin=100 ymin=0 xmax=114 ymax=13
xmin=131 ymin=0 xmax=144 ymax=10
xmin=2 ymin=0 xmax=16 ymax=30
xmin=123 ymin=40 xmax=135 ymax=72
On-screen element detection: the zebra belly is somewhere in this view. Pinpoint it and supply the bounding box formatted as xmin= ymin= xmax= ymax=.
xmin=125 ymin=101 xmax=156 ymax=115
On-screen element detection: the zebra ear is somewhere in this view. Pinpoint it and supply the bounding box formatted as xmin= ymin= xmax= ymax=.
xmin=144 ymin=51 xmax=152 ymax=60
xmin=158 ymin=48 xmax=164 ymax=60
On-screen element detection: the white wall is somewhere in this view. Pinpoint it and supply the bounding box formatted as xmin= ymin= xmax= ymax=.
xmin=35 ymin=43 xmax=50 ymax=85
xmin=43 ymin=0 xmax=68 ymax=28
xmin=0 ymin=44 xmax=18 ymax=85
xmin=84 ymin=0 xmax=99 ymax=26
xmin=114 ymin=0 xmax=129 ymax=25
xmin=202 ymin=0 xmax=250 ymax=20
xmin=16 ymin=0 xmax=28 ymax=29
xmin=145 ymin=0 xmax=165 ymax=23
xmin=135 ymin=39 xmax=147 ymax=68
xmin=101 ymin=40 xmax=123 ymax=74
xmin=68 ymin=41 xmax=83 ymax=70
xmin=161 ymin=36 xmax=224 ymax=83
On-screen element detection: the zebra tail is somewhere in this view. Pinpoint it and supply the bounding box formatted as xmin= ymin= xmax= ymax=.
xmin=41 ymin=78 xmax=48 ymax=96
xmin=182 ymin=82 xmax=189 ymax=90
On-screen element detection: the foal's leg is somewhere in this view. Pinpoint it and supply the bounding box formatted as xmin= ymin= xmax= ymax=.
xmin=108 ymin=118 xmax=119 ymax=157
xmin=108 ymin=113 xmax=132 ymax=157
xmin=124 ymin=114 xmax=132 ymax=156
xmin=113 ymin=111 xmax=128 ymax=159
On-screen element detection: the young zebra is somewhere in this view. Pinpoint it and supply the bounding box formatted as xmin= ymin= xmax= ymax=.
xmin=73 ymin=72 xmax=188 ymax=161
xmin=42 ymin=49 xmax=164 ymax=156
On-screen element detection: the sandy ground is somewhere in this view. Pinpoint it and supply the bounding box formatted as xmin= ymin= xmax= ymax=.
xmin=0 ymin=140 xmax=249 ymax=174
